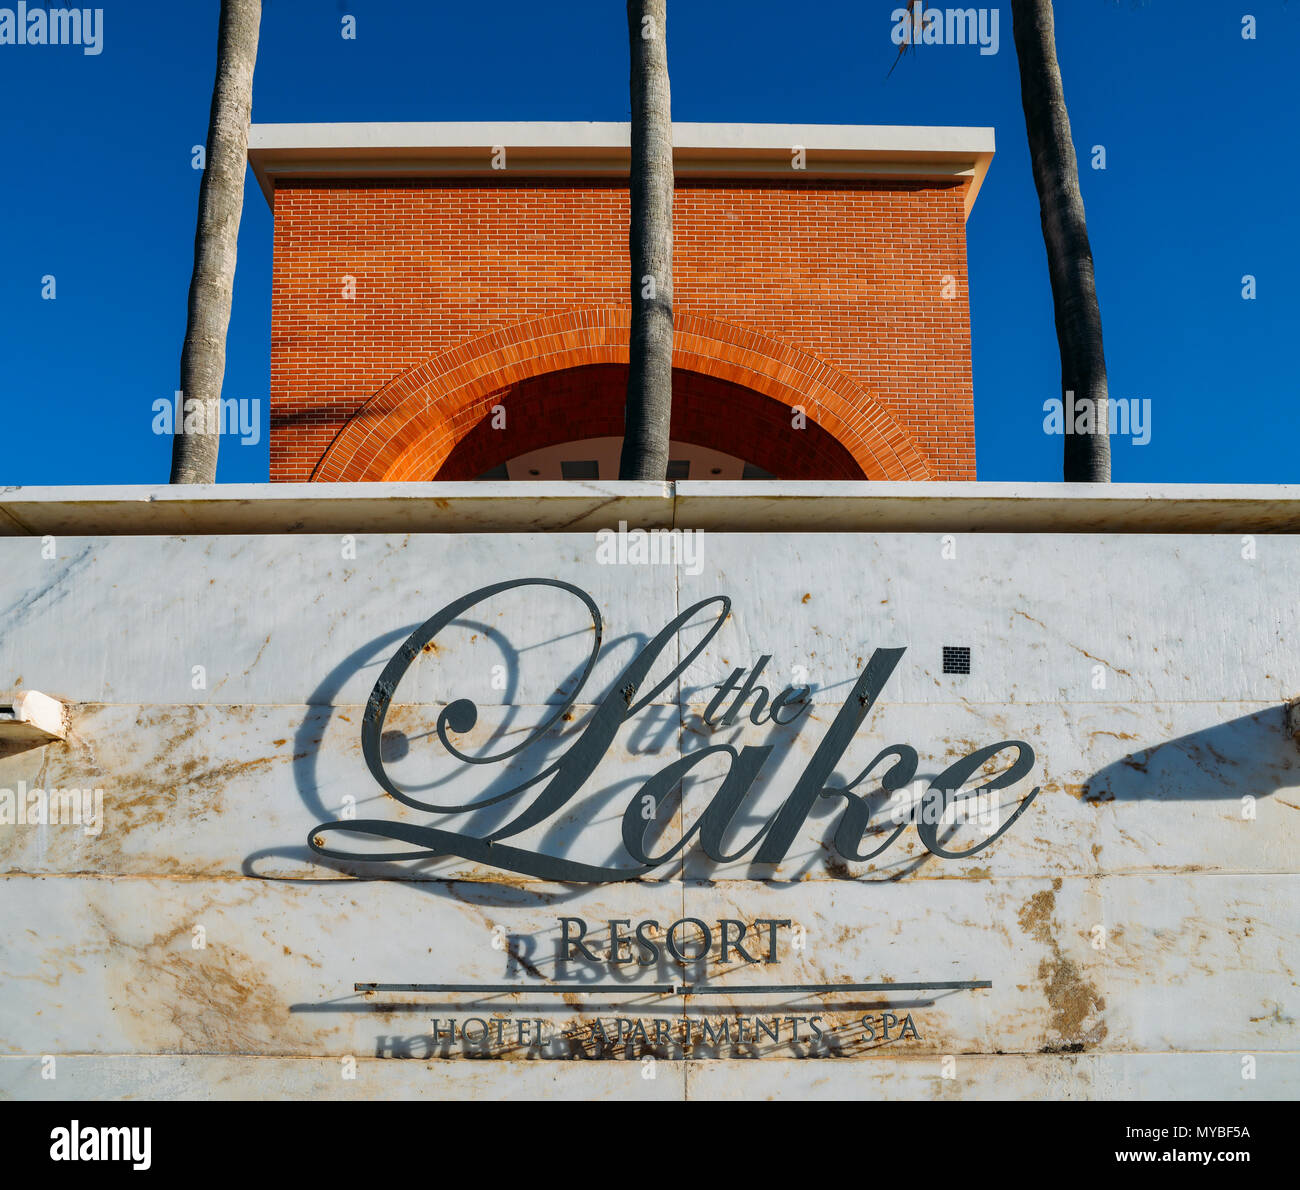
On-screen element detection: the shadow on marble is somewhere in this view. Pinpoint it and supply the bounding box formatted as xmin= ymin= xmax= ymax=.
xmin=1083 ymin=706 xmax=1297 ymax=803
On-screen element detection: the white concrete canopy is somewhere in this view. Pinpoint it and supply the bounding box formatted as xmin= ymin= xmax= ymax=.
xmin=247 ymin=121 xmax=996 ymax=216
xmin=2 ymin=482 xmax=1299 ymax=537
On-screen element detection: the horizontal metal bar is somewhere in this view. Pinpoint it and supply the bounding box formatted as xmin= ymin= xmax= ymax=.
xmin=355 ymin=980 xmax=991 ymax=995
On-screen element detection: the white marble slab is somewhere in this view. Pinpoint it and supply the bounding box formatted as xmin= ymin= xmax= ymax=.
xmin=2 ymin=699 xmax=1294 ymax=883
xmin=684 ymin=1052 xmax=1299 ymax=1100
xmin=0 ymin=535 xmax=682 ymax=707
xmin=3 ymin=1051 xmax=1294 ymax=1100
xmin=1 ymin=874 xmax=1293 ymax=1061
xmin=677 ymin=532 xmax=1300 ymax=704
xmin=0 ymin=1054 xmax=686 ymax=1100
xmin=2 ymin=521 xmax=1297 ymax=1097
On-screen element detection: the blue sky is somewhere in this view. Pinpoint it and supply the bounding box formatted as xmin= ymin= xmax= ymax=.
xmin=0 ymin=0 xmax=1295 ymax=485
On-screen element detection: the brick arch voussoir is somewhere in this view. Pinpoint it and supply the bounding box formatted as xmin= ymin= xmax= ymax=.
xmin=312 ymin=309 xmax=932 ymax=482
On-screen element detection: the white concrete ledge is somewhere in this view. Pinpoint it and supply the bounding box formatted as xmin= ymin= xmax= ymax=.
xmin=248 ymin=121 xmax=996 ymax=216
xmin=2 ymin=482 xmax=1299 ymax=537
xmin=0 ymin=690 xmax=67 ymax=744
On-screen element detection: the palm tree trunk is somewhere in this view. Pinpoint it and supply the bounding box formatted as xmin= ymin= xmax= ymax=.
xmin=170 ymin=0 xmax=262 ymax=485
xmin=619 ymin=0 xmax=674 ymax=482
xmin=1011 ymin=0 xmax=1111 ymax=482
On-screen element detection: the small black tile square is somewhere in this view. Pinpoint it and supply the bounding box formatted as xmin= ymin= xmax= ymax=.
xmin=943 ymin=646 xmax=971 ymax=675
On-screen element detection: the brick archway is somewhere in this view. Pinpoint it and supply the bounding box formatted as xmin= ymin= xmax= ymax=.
xmin=311 ymin=309 xmax=933 ymax=482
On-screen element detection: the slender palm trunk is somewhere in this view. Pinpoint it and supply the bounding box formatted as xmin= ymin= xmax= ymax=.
xmin=170 ymin=0 xmax=262 ymax=484
xmin=1011 ymin=0 xmax=1110 ymax=482
xmin=619 ymin=0 xmax=674 ymax=482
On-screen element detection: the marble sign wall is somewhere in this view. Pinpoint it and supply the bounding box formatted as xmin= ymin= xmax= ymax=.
xmin=0 ymin=528 xmax=1296 ymax=1099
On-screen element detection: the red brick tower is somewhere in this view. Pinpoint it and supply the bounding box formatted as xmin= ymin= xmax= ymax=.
xmin=249 ymin=122 xmax=993 ymax=482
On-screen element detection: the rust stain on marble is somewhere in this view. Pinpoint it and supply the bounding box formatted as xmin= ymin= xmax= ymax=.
xmin=1018 ymin=879 xmax=1107 ymax=1050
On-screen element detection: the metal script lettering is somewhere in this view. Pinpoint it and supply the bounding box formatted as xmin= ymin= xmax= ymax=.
xmin=308 ymin=578 xmax=1040 ymax=881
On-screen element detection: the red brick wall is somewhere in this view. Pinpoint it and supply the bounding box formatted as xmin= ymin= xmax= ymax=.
xmin=268 ymin=176 xmax=975 ymax=482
